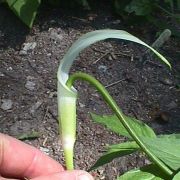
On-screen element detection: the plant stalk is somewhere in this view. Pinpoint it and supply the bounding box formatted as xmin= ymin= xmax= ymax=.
xmin=66 ymin=72 xmax=173 ymax=176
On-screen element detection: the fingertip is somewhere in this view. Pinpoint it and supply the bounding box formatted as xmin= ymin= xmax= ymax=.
xmin=76 ymin=170 xmax=94 ymax=180
xmin=54 ymin=170 xmax=94 ymax=180
xmin=31 ymin=170 xmax=94 ymax=180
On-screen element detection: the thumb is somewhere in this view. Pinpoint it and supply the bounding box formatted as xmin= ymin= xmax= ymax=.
xmin=31 ymin=170 xmax=94 ymax=180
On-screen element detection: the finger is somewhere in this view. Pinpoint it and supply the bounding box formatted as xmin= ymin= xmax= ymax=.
xmin=31 ymin=170 xmax=94 ymax=180
xmin=0 ymin=133 xmax=64 ymax=179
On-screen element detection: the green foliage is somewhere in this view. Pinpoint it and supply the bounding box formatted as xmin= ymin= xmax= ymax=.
xmin=158 ymin=133 xmax=180 ymax=139
xmin=173 ymin=172 xmax=180 ymax=180
xmin=117 ymin=164 xmax=166 ymax=180
xmin=91 ymin=113 xmax=156 ymax=139
xmin=178 ymin=0 xmax=180 ymax=9
xmin=77 ymin=0 xmax=90 ymax=10
xmin=1 ymin=0 xmax=90 ymax=27
xmin=141 ymin=137 xmax=180 ymax=171
xmin=124 ymin=0 xmax=153 ymax=16
xmin=114 ymin=0 xmax=179 ymax=16
xmin=6 ymin=0 xmax=41 ymax=28
xmin=45 ymin=0 xmax=90 ymax=9
xmin=89 ymin=141 xmax=139 ymax=171
xmin=90 ymin=113 xmax=180 ymax=179
xmin=114 ymin=0 xmax=180 ymax=37
xmin=1 ymin=0 xmax=179 ymax=35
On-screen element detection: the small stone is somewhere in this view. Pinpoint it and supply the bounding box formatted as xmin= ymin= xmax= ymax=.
xmin=47 ymin=53 xmax=52 ymax=57
xmin=25 ymin=81 xmax=36 ymax=90
xmin=40 ymin=147 xmax=50 ymax=155
xmin=112 ymin=19 xmax=121 ymax=24
xmin=108 ymin=55 xmax=113 ymax=61
xmin=25 ymin=80 xmax=36 ymax=91
xmin=1 ymin=99 xmax=13 ymax=110
xmin=98 ymin=65 xmax=107 ymax=73
xmin=48 ymin=105 xmax=58 ymax=118
xmin=24 ymin=42 xmax=37 ymax=51
xmin=144 ymin=159 xmax=150 ymax=164
xmin=30 ymin=101 xmax=43 ymax=116
xmin=166 ymin=101 xmax=178 ymax=110
xmin=19 ymin=42 xmax=37 ymax=55
xmin=50 ymin=30 xmax=63 ymax=41
xmin=49 ymin=91 xmax=57 ymax=98
xmin=97 ymin=168 xmax=104 ymax=175
xmin=50 ymin=20 xmax=56 ymax=24
xmin=7 ymin=67 xmax=13 ymax=71
xmin=100 ymin=176 xmax=105 ymax=180
xmin=0 ymin=72 xmax=4 ymax=77
xmin=160 ymin=78 xmax=173 ymax=86
xmin=88 ymin=16 xmax=94 ymax=21
xmin=79 ymin=102 xmax=85 ymax=108
xmin=19 ymin=50 xmax=27 ymax=55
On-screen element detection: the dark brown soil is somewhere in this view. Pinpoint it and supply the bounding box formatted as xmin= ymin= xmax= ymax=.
xmin=0 ymin=2 xmax=179 ymax=180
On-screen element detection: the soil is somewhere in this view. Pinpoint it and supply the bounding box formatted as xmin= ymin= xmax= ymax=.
xmin=0 ymin=2 xmax=180 ymax=180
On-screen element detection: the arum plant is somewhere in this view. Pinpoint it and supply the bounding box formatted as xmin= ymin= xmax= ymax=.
xmin=57 ymin=30 xmax=180 ymax=178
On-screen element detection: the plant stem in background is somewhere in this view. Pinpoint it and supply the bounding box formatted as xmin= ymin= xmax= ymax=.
xmin=66 ymin=72 xmax=173 ymax=176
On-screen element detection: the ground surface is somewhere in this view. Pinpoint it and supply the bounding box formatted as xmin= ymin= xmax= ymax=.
xmin=0 ymin=2 xmax=180 ymax=180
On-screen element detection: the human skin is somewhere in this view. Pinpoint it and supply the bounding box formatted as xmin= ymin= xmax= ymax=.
xmin=0 ymin=133 xmax=93 ymax=180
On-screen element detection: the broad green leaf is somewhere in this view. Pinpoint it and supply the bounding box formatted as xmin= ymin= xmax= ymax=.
xmin=141 ymin=137 xmax=180 ymax=171
xmin=125 ymin=0 xmax=152 ymax=16
xmin=173 ymin=172 xmax=180 ymax=180
xmin=178 ymin=0 xmax=180 ymax=10
xmin=164 ymin=0 xmax=174 ymax=12
xmin=77 ymin=0 xmax=90 ymax=10
xmin=91 ymin=113 xmax=156 ymax=139
xmin=114 ymin=0 xmax=131 ymax=15
xmin=6 ymin=0 xmax=41 ymax=28
xmin=108 ymin=141 xmax=139 ymax=150
xmin=117 ymin=164 xmax=167 ymax=180
xmin=89 ymin=141 xmax=139 ymax=171
xmin=158 ymin=134 xmax=180 ymax=140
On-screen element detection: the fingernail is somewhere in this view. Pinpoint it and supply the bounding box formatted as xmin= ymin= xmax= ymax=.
xmin=78 ymin=173 xmax=93 ymax=180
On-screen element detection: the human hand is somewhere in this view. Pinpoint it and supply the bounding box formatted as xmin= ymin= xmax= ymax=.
xmin=0 ymin=133 xmax=93 ymax=180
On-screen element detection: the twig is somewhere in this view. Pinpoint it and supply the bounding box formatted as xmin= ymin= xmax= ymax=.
xmin=91 ymin=48 xmax=109 ymax=54
xmin=105 ymin=78 xmax=126 ymax=88
xmin=27 ymin=60 xmax=41 ymax=75
xmin=144 ymin=60 xmax=163 ymax=68
xmin=92 ymin=52 xmax=109 ymax=64
xmin=71 ymin=16 xmax=89 ymax=23
xmin=43 ymin=106 xmax=49 ymax=122
xmin=113 ymin=51 xmax=134 ymax=58
xmin=43 ymin=137 xmax=48 ymax=146
xmin=1 ymin=71 xmax=19 ymax=82
xmin=48 ymin=108 xmax=58 ymax=123
xmin=91 ymin=47 xmax=138 ymax=64
xmin=92 ymin=47 xmax=133 ymax=57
